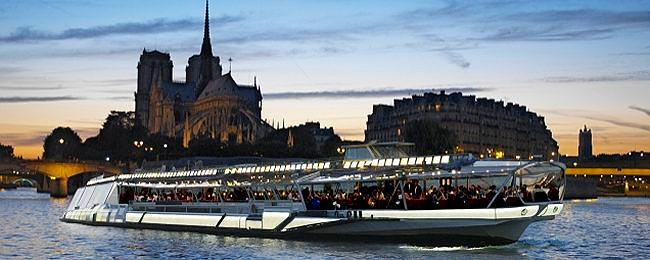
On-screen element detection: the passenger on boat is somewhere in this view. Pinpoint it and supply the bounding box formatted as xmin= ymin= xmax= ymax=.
xmin=547 ymin=184 xmax=560 ymax=201
xmin=519 ymin=185 xmax=532 ymax=202
xmin=532 ymin=184 xmax=549 ymax=202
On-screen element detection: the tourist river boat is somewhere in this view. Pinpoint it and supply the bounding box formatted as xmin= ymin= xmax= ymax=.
xmin=61 ymin=143 xmax=565 ymax=247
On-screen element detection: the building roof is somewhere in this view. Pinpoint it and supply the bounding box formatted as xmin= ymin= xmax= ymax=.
xmin=162 ymin=82 xmax=195 ymax=102
xmin=197 ymin=73 xmax=239 ymax=100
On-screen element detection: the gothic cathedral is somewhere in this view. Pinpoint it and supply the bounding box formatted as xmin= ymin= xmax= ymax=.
xmin=134 ymin=1 xmax=271 ymax=147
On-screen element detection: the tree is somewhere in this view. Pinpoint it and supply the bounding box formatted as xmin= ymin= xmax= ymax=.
xmin=43 ymin=127 xmax=82 ymax=161
xmin=0 ymin=142 xmax=14 ymax=160
xmin=403 ymin=119 xmax=457 ymax=155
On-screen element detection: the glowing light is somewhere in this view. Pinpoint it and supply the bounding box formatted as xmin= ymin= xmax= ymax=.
xmin=58 ymin=138 xmax=64 ymax=144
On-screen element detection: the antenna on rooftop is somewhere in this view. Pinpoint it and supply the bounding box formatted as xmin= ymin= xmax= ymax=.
xmin=228 ymin=57 xmax=232 ymax=73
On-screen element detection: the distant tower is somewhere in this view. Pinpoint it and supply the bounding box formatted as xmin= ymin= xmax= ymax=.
xmin=578 ymin=125 xmax=593 ymax=160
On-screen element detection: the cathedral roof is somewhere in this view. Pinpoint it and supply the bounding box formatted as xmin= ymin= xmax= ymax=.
xmin=196 ymin=73 xmax=262 ymax=103
xmin=162 ymin=82 xmax=195 ymax=102
xmin=197 ymin=73 xmax=239 ymax=100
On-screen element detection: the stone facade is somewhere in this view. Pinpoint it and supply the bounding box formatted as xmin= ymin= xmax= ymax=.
xmin=365 ymin=91 xmax=558 ymax=159
xmin=135 ymin=2 xmax=270 ymax=147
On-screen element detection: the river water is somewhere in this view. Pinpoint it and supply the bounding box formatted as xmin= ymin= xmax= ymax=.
xmin=1 ymin=188 xmax=649 ymax=259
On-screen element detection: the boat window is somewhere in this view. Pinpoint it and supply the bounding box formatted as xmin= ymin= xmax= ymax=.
xmin=441 ymin=155 xmax=450 ymax=164
xmin=392 ymin=158 xmax=400 ymax=166
xmin=400 ymin=157 xmax=409 ymax=166
xmin=516 ymin=163 xmax=565 ymax=203
xmin=344 ymin=147 xmax=374 ymax=160
xmin=371 ymin=159 xmax=379 ymax=167
xmin=407 ymin=157 xmax=417 ymax=165
xmin=426 ymin=156 xmax=435 ymax=164
xmin=343 ymin=161 xmax=351 ymax=169
xmin=302 ymin=180 xmax=399 ymax=210
xmin=378 ymin=159 xmax=386 ymax=167
xmin=416 ymin=157 xmax=424 ymax=165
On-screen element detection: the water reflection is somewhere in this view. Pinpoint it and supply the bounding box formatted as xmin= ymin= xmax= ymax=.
xmin=1 ymin=188 xmax=649 ymax=259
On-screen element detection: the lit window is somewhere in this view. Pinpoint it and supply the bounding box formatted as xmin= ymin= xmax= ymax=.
xmin=400 ymin=157 xmax=409 ymax=166
xmin=392 ymin=158 xmax=400 ymax=166
xmin=378 ymin=159 xmax=386 ymax=167
xmin=350 ymin=161 xmax=358 ymax=168
xmin=425 ymin=156 xmax=434 ymax=164
xmin=343 ymin=161 xmax=351 ymax=169
xmin=384 ymin=158 xmax=392 ymax=166
xmin=407 ymin=157 xmax=416 ymax=165
xmin=441 ymin=155 xmax=450 ymax=164
xmin=416 ymin=157 xmax=424 ymax=165
xmin=433 ymin=156 xmax=442 ymax=164
xmin=371 ymin=159 xmax=379 ymax=166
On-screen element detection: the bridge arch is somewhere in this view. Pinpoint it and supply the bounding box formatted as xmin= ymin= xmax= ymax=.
xmin=12 ymin=178 xmax=37 ymax=187
xmin=23 ymin=162 xmax=125 ymax=197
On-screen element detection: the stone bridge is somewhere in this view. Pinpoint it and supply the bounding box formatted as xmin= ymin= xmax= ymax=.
xmin=0 ymin=160 xmax=125 ymax=197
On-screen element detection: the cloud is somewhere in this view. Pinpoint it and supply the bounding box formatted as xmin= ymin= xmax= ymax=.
xmin=264 ymin=87 xmax=490 ymax=100
xmin=405 ymin=2 xmax=650 ymax=42
xmin=0 ymin=96 xmax=83 ymax=103
xmin=0 ymin=133 xmax=46 ymax=146
xmin=439 ymin=51 xmax=470 ymax=68
xmin=475 ymin=27 xmax=613 ymax=42
xmin=0 ymin=85 xmax=65 ymax=91
xmin=542 ymin=70 xmax=650 ymax=83
xmin=544 ymin=109 xmax=650 ymax=132
xmin=0 ymin=15 xmax=244 ymax=43
xmin=105 ymin=96 xmax=133 ymax=101
xmin=0 ymin=66 xmax=25 ymax=74
xmin=630 ymin=106 xmax=650 ymax=117
xmin=588 ymin=117 xmax=650 ymax=132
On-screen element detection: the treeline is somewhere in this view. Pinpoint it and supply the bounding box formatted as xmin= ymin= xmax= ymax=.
xmin=0 ymin=142 xmax=15 ymax=160
xmin=42 ymin=111 xmax=346 ymax=163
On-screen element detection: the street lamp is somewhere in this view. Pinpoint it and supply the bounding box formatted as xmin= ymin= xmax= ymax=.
xmin=105 ymin=156 xmax=110 ymax=162
xmin=163 ymin=143 xmax=168 ymax=149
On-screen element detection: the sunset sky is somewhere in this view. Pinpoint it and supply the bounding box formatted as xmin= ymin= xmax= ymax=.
xmin=1 ymin=0 xmax=649 ymax=159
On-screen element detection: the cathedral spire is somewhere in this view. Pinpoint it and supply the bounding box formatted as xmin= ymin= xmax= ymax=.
xmin=200 ymin=0 xmax=213 ymax=57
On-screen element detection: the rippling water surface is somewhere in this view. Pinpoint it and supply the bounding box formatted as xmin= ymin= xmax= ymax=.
xmin=1 ymin=188 xmax=649 ymax=259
